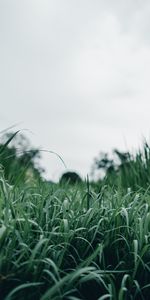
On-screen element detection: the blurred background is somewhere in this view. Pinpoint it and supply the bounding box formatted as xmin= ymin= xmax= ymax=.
xmin=0 ymin=0 xmax=150 ymax=182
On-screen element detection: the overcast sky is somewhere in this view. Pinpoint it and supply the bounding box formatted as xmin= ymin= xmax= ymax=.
xmin=0 ymin=0 xmax=150 ymax=181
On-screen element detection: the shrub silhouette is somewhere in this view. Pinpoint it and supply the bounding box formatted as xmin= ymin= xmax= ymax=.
xmin=60 ymin=171 xmax=82 ymax=184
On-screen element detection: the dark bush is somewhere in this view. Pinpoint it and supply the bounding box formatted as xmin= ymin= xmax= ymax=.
xmin=60 ymin=171 xmax=82 ymax=184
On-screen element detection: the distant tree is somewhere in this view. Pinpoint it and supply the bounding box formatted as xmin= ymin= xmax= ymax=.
xmin=92 ymin=142 xmax=150 ymax=189
xmin=114 ymin=149 xmax=130 ymax=164
xmin=60 ymin=171 xmax=82 ymax=184
xmin=92 ymin=150 xmax=131 ymax=180
xmin=94 ymin=152 xmax=115 ymax=173
xmin=92 ymin=152 xmax=115 ymax=178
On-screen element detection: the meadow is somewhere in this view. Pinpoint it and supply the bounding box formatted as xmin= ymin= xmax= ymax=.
xmin=0 ymin=133 xmax=150 ymax=299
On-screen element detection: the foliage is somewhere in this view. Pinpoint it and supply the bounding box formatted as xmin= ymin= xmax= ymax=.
xmin=0 ymin=132 xmax=150 ymax=299
xmin=60 ymin=171 xmax=82 ymax=184
xmin=0 ymin=132 xmax=44 ymax=184
xmin=92 ymin=143 xmax=150 ymax=190
xmin=0 ymin=171 xmax=149 ymax=299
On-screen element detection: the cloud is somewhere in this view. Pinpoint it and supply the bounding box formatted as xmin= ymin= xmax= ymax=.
xmin=1 ymin=0 xmax=150 ymax=180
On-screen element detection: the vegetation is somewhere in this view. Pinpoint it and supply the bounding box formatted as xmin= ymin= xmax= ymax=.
xmin=92 ymin=144 xmax=150 ymax=190
xmin=0 ymin=132 xmax=150 ymax=299
xmin=0 ymin=131 xmax=44 ymax=184
xmin=60 ymin=171 xmax=82 ymax=184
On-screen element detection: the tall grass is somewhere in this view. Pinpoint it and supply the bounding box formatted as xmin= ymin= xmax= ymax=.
xmin=0 ymin=175 xmax=150 ymax=299
xmin=0 ymin=134 xmax=150 ymax=299
xmin=99 ymin=142 xmax=150 ymax=191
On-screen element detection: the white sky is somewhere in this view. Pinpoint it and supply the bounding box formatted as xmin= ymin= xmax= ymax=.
xmin=0 ymin=0 xmax=150 ymax=181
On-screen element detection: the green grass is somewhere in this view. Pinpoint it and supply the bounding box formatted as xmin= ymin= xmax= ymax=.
xmin=0 ymin=134 xmax=150 ymax=299
xmin=0 ymin=175 xmax=150 ymax=299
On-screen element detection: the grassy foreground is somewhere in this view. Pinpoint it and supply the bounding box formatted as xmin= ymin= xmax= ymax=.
xmin=0 ymin=134 xmax=150 ymax=299
xmin=0 ymin=174 xmax=150 ymax=299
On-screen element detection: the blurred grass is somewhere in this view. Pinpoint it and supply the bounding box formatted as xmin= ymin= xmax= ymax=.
xmin=94 ymin=142 xmax=150 ymax=192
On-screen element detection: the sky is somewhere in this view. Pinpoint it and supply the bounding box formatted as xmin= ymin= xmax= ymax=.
xmin=0 ymin=0 xmax=150 ymax=181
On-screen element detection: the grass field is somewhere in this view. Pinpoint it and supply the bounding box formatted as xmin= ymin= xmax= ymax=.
xmin=0 ymin=135 xmax=150 ymax=299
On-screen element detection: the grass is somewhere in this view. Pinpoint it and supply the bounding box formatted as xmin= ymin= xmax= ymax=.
xmin=0 ymin=134 xmax=150 ymax=299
